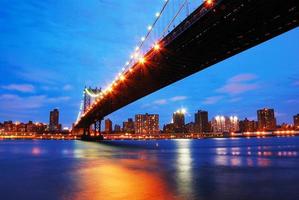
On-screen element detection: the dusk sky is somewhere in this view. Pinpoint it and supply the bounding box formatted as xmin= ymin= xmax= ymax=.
xmin=0 ymin=0 xmax=298 ymax=128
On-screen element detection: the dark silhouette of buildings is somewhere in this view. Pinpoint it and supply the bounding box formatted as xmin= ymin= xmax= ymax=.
xmin=257 ymin=108 xmax=276 ymax=131
xmin=114 ymin=124 xmax=121 ymax=133
xmin=194 ymin=110 xmax=209 ymax=133
xmin=294 ymin=114 xmax=299 ymax=130
xmin=49 ymin=109 xmax=61 ymax=132
xmin=123 ymin=118 xmax=135 ymax=133
xmin=173 ymin=109 xmax=186 ymax=133
xmin=239 ymin=118 xmax=258 ymax=132
xmin=105 ymin=119 xmax=112 ymax=134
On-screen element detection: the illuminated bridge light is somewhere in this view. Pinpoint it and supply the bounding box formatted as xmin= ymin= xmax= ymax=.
xmin=154 ymin=43 xmax=161 ymax=51
xmin=205 ymin=0 xmax=214 ymax=6
xmin=139 ymin=57 xmax=146 ymax=64
xmin=120 ymin=75 xmax=125 ymax=81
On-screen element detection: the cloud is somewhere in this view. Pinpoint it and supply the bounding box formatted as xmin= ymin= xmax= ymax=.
xmin=63 ymin=84 xmax=73 ymax=91
xmin=142 ymin=95 xmax=188 ymax=108
xmin=202 ymin=96 xmax=223 ymax=105
xmin=153 ymin=99 xmax=167 ymax=105
xmin=18 ymin=68 xmax=61 ymax=85
xmin=228 ymin=97 xmax=242 ymax=103
xmin=286 ymin=99 xmax=299 ymax=104
xmin=2 ymin=84 xmax=35 ymax=93
xmin=170 ymin=96 xmax=188 ymax=102
xmin=216 ymin=73 xmax=259 ymax=95
xmin=0 ymin=94 xmax=70 ymax=110
xmin=228 ymin=73 xmax=257 ymax=82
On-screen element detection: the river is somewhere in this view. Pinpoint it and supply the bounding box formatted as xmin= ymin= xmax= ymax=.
xmin=0 ymin=137 xmax=299 ymax=200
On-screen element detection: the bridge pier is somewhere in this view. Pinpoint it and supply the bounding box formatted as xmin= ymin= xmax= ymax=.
xmin=94 ymin=120 xmax=102 ymax=136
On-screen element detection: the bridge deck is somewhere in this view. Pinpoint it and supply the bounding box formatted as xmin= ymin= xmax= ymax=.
xmin=76 ymin=0 xmax=298 ymax=128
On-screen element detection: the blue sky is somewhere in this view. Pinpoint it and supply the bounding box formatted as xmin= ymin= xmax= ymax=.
xmin=0 ymin=0 xmax=298 ymax=128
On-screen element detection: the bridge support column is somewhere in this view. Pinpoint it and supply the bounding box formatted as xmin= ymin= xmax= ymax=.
xmin=83 ymin=126 xmax=90 ymax=137
xmin=94 ymin=120 xmax=102 ymax=136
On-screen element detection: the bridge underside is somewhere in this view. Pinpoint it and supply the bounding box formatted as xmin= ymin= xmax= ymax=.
xmin=76 ymin=0 xmax=298 ymax=128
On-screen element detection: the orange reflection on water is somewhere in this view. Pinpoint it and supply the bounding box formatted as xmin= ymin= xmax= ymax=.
xmin=71 ymin=159 xmax=179 ymax=200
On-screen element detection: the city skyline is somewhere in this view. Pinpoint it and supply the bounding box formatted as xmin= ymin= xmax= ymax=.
xmin=0 ymin=0 xmax=298 ymax=128
xmin=1 ymin=107 xmax=298 ymax=132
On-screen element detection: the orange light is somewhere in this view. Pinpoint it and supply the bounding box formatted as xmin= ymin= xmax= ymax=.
xmin=139 ymin=57 xmax=146 ymax=64
xmin=153 ymin=43 xmax=161 ymax=51
xmin=205 ymin=0 xmax=213 ymax=6
xmin=120 ymin=75 xmax=125 ymax=81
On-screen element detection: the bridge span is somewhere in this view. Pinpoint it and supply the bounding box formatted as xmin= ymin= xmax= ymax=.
xmin=74 ymin=0 xmax=298 ymax=133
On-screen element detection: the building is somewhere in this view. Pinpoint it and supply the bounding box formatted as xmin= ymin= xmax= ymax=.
xmin=257 ymin=108 xmax=276 ymax=131
xmin=185 ymin=122 xmax=195 ymax=133
xmin=114 ymin=124 xmax=121 ymax=133
xmin=239 ymin=118 xmax=257 ymax=132
xmin=211 ymin=115 xmax=239 ymax=133
xmin=294 ymin=114 xmax=299 ymax=130
xmin=194 ymin=110 xmax=209 ymax=133
xmin=135 ymin=113 xmax=159 ymax=134
xmin=123 ymin=118 xmax=135 ymax=133
xmin=173 ymin=109 xmax=186 ymax=133
xmin=49 ymin=109 xmax=60 ymax=132
xmin=105 ymin=119 xmax=113 ymax=134
xmin=163 ymin=123 xmax=175 ymax=133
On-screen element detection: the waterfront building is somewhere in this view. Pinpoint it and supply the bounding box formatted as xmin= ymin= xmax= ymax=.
xmin=49 ymin=109 xmax=61 ymax=132
xmin=173 ymin=109 xmax=186 ymax=133
xmin=294 ymin=114 xmax=299 ymax=130
xmin=239 ymin=118 xmax=257 ymax=132
xmin=114 ymin=124 xmax=121 ymax=133
xmin=135 ymin=113 xmax=159 ymax=134
xmin=257 ymin=108 xmax=276 ymax=131
xmin=123 ymin=118 xmax=135 ymax=133
xmin=163 ymin=123 xmax=175 ymax=133
xmin=105 ymin=119 xmax=113 ymax=134
xmin=194 ymin=110 xmax=209 ymax=133
xmin=211 ymin=115 xmax=239 ymax=133
xmin=185 ymin=122 xmax=195 ymax=133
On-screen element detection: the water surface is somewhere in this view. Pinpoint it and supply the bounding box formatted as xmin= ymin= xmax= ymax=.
xmin=0 ymin=137 xmax=299 ymax=200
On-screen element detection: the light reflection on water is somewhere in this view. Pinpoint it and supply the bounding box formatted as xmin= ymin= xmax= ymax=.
xmin=0 ymin=137 xmax=299 ymax=200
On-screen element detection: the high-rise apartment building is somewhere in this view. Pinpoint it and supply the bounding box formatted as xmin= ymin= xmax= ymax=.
xmin=105 ymin=119 xmax=112 ymax=134
xmin=135 ymin=113 xmax=159 ymax=134
xmin=123 ymin=118 xmax=135 ymax=133
xmin=257 ymin=108 xmax=276 ymax=131
xmin=194 ymin=110 xmax=209 ymax=133
xmin=49 ymin=109 xmax=60 ymax=132
xmin=211 ymin=115 xmax=239 ymax=133
xmin=173 ymin=109 xmax=186 ymax=133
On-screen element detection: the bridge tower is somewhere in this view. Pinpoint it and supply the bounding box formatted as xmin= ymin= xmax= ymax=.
xmin=82 ymin=86 xmax=103 ymax=137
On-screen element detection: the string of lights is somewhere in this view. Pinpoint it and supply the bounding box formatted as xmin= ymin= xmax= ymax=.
xmin=76 ymin=0 xmax=214 ymax=125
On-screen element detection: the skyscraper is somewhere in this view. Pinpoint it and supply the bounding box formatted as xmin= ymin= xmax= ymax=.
xmin=135 ymin=113 xmax=159 ymax=134
xmin=49 ymin=109 xmax=60 ymax=132
xmin=211 ymin=115 xmax=239 ymax=133
xmin=239 ymin=118 xmax=258 ymax=132
xmin=123 ymin=118 xmax=134 ymax=133
xmin=194 ymin=110 xmax=209 ymax=133
xmin=257 ymin=108 xmax=276 ymax=131
xmin=105 ymin=119 xmax=112 ymax=134
xmin=294 ymin=114 xmax=299 ymax=129
xmin=173 ymin=109 xmax=186 ymax=133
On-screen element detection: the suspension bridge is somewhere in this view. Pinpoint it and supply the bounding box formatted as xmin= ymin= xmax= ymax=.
xmin=73 ymin=0 xmax=299 ymax=137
